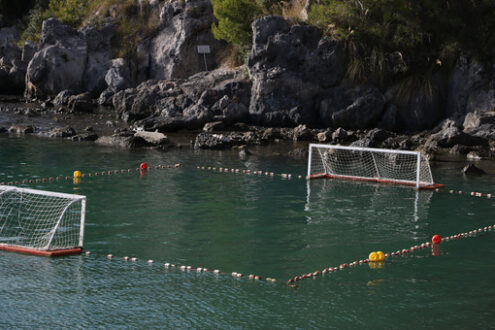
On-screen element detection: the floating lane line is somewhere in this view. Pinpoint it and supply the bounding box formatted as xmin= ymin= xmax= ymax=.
xmin=287 ymin=225 xmax=495 ymax=286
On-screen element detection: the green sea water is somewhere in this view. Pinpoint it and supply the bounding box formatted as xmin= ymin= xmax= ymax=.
xmin=1 ymin=135 xmax=495 ymax=329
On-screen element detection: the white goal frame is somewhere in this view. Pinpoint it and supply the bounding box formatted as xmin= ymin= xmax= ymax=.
xmin=307 ymin=144 xmax=443 ymax=190
xmin=0 ymin=185 xmax=86 ymax=256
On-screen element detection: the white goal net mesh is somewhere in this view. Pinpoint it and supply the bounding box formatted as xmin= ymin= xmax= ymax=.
xmin=308 ymin=144 xmax=435 ymax=188
xmin=0 ymin=186 xmax=85 ymax=251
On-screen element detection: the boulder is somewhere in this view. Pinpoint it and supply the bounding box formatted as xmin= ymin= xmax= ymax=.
xmin=54 ymin=90 xmax=77 ymax=106
xmin=194 ymin=133 xmax=232 ymax=150
xmin=68 ymin=93 xmax=94 ymax=113
xmin=95 ymin=133 xmax=151 ymax=148
xmin=426 ymin=127 xmax=488 ymax=148
xmin=47 ymin=126 xmax=77 ymax=138
xmin=463 ymin=111 xmax=495 ymax=130
xmin=248 ymin=16 xmax=345 ymax=127
xmin=293 ymin=124 xmax=313 ymax=141
xmin=25 ymin=19 xmax=88 ymax=97
xmin=319 ymin=86 xmax=385 ymax=129
xmin=134 ymin=131 xmax=169 ymax=145
xmin=317 ymin=130 xmax=332 ymax=143
xmin=71 ymin=133 xmax=98 ymax=142
xmin=8 ymin=125 xmax=34 ymax=134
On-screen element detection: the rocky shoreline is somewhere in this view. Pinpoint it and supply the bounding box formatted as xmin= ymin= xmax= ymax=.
xmin=1 ymin=1 xmax=494 ymax=168
xmin=1 ymin=94 xmax=494 ymax=165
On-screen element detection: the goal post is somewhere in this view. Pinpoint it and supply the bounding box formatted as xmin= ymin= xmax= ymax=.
xmin=307 ymin=144 xmax=443 ymax=190
xmin=0 ymin=185 xmax=86 ymax=257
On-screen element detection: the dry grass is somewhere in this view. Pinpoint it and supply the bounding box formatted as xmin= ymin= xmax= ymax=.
xmin=281 ymin=0 xmax=308 ymax=24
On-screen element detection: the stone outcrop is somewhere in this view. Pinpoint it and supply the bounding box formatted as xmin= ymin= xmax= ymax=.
xmin=26 ymin=19 xmax=88 ymax=98
xmin=113 ymin=68 xmax=251 ymax=132
xmin=448 ymin=56 xmax=495 ymax=119
xmin=319 ymin=86 xmax=385 ymax=129
xmin=148 ymin=0 xmax=226 ymax=80
xmin=0 ymin=26 xmax=25 ymax=93
xmin=248 ymin=16 xmax=345 ymax=127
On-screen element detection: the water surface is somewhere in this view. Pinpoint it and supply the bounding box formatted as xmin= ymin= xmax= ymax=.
xmin=1 ymin=136 xmax=495 ymax=329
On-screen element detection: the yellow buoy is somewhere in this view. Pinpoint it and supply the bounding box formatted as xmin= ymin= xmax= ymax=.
xmin=73 ymin=170 xmax=82 ymax=178
xmin=376 ymin=251 xmax=385 ymax=261
xmin=369 ymin=251 xmax=378 ymax=262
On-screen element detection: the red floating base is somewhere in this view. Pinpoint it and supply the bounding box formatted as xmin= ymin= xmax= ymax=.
xmin=0 ymin=245 xmax=83 ymax=257
xmin=309 ymin=173 xmax=444 ymax=190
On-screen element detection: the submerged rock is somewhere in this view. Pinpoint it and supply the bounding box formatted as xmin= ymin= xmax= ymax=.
xmin=462 ymin=164 xmax=486 ymax=175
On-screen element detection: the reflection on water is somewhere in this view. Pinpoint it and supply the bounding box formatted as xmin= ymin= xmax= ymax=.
xmin=305 ymin=179 xmax=433 ymax=225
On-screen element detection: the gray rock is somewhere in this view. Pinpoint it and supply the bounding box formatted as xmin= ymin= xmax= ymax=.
xmin=351 ymin=138 xmax=375 ymax=148
xmin=317 ymin=130 xmax=332 ymax=142
xmin=462 ymin=164 xmax=486 ymax=175
xmin=95 ymin=134 xmax=151 ymax=148
xmin=68 ymin=93 xmax=94 ymax=113
xmin=248 ymin=17 xmax=345 ymax=127
xmin=203 ymin=121 xmax=225 ymax=132
xmin=47 ymin=126 xmax=76 ymax=138
xmin=0 ymin=26 xmax=23 ymax=93
xmin=134 ymin=131 xmax=169 ymax=145
xmin=105 ymin=58 xmax=131 ymax=93
xmin=463 ymin=111 xmax=495 ymax=130
xmin=8 ymin=125 xmax=34 ymax=134
xmin=426 ymin=126 xmax=488 ymax=148
xmin=194 ymin=133 xmax=232 ymax=150
xmin=319 ymin=86 xmax=385 ymax=129
xmin=54 ymin=90 xmax=77 ymax=106
xmin=448 ymin=56 xmax=495 ymax=118
xmin=21 ymin=41 xmax=36 ymax=63
xmin=81 ymin=23 xmax=115 ymax=94
xmin=148 ymin=0 xmax=226 ymax=80
xmin=26 ymin=19 xmax=87 ymax=97
xmin=293 ymin=124 xmax=313 ymax=141
xmin=71 ymin=133 xmax=98 ymax=142
xmin=331 ymin=127 xmax=355 ymax=143
xmin=98 ymin=89 xmax=115 ymax=106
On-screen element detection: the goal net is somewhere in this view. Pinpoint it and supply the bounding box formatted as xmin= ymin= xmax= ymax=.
xmin=307 ymin=144 xmax=442 ymax=189
xmin=0 ymin=185 xmax=86 ymax=256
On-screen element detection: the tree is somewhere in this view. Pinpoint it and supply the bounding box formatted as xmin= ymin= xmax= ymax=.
xmin=211 ymin=0 xmax=262 ymax=48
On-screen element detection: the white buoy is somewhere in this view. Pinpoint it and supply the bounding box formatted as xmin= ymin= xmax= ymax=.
xmin=213 ymin=269 xmax=220 ymax=274
xmin=147 ymin=260 xmax=153 ymax=264
xmin=164 ymin=263 xmax=170 ymax=268
xmin=131 ymin=257 xmax=137 ymax=262
xmin=85 ymin=251 xmax=91 ymax=256
xmin=107 ymin=254 xmax=112 ymax=259
xmin=123 ymin=256 xmax=129 ymax=261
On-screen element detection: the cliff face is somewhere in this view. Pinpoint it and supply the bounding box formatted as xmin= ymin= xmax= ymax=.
xmin=0 ymin=1 xmax=494 ymax=134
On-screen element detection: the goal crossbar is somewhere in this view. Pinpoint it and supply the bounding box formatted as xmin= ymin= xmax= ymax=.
xmin=0 ymin=185 xmax=86 ymax=257
xmin=307 ymin=144 xmax=443 ymax=190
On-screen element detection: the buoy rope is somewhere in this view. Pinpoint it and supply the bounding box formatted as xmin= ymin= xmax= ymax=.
xmin=286 ymin=224 xmax=495 ymax=286
xmin=0 ymin=164 xmax=182 ymax=186
xmin=196 ymin=166 xmax=305 ymax=180
xmin=81 ymin=250 xmax=280 ymax=284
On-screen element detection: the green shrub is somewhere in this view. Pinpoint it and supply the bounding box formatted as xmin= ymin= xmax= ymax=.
xmin=211 ymin=0 xmax=262 ymax=48
xmin=308 ymin=0 xmax=495 ymax=86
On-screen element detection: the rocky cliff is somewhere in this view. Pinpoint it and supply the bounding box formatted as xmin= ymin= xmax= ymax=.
xmin=0 ymin=1 xmax=494 ymax=144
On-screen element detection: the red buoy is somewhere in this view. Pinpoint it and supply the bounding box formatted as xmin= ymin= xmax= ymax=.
xmin=140 ymin=162 xmax=148 ymax=170
xmin=432 ymin=234 xmax=442 ymax=244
